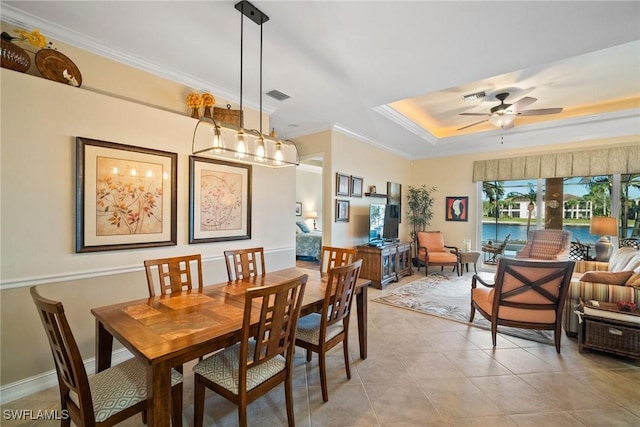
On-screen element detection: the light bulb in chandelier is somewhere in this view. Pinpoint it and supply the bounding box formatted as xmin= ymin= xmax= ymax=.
xmin=210 ymin=125 xmax=223 ymax=151
xmin=274 ymin=141 xmax=284 ymax=165
xmin=255 ymin=136 xmax=266 ymax=161
xmin=235 ymin=129 xmax=247 ymax=158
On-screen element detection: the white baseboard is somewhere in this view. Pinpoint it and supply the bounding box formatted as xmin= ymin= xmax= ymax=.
xmin=0 ymin=348 xmax=133 ymax=405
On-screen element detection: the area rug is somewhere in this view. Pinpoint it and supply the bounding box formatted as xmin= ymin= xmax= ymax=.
xmin=373 ymin=272 xmax=555 ymax=345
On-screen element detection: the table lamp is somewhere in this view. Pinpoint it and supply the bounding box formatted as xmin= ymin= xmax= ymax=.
xmin=590 ymin=216 xmax=618 ymax=262
xmin=307 ymin=211 xmax=318 ymax=230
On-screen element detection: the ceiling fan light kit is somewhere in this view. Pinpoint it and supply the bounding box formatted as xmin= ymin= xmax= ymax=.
xmin=457 ymin=91 xmax=563 ymax=131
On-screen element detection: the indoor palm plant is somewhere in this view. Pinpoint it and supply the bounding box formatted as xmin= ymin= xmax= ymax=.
xmin=405 ymin=184 xmax=437 ymax=263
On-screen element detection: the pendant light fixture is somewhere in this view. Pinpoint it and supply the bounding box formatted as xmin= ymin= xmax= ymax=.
xmin=192 ymin=0 xmax=299 ymax=167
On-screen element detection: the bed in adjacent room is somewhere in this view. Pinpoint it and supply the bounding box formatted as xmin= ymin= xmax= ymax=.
xmin=296 ymin=221 xmax=322 ymax=261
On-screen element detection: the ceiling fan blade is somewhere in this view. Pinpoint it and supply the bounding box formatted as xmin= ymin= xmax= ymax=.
xmin=518 ymin=107 xmax=563 ymax=116
xmin=506 ymin=96 xmax=537 ymax=113
xmin=457 ymin=119 xmax=488 ymax=130
xmin=459 ymin=112 xmax=490 ymax=116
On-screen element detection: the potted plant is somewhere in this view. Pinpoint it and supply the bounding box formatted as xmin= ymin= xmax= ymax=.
xmin=405 ymin=184 xmax=437 ymax=265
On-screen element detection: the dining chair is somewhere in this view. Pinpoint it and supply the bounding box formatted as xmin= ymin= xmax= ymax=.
xmin=224 ymin=247 xmax=266 ymax=280
xmin=192 ymin=274 xmax=308 ymax=427
xmin=30 ymin=286 xmax=184 ymax=427
xmin=470 ymin=258 xmax=575 ymax=353
xmin=295 ymin=259 xmax=363 ymax=402
xmin=144 ymin=254 xmax=203 ymax=297
xmin=319 ymin=245 xmax=357 ymax=273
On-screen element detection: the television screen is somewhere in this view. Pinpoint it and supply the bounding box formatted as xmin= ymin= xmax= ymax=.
xmin=383 ymin=204 xmax=399 ymax=240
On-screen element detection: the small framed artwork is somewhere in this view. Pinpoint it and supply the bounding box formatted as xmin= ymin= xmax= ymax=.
xmin=336 ymin=172 xmax=350 ymax=196
xmin=446 ymin=196 xmax=468 ymax=222
xmin=189 ymin=156 xmax=252 ymax=243
xmin=351 ymin=176 xmax=363 ymax=197
xmin=295 ymin=202 xmax=302 ymax=216
xmin=75 ymin=137 xmax=177 ymax=252
xmin=387 ymin=182 xmax=402 ymax=222
xmin=335 ymin=199 xmax=350 ymax=222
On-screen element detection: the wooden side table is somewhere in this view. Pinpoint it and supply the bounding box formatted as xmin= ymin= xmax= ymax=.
xmin=458 ymin=251 xmax=480 ymax=274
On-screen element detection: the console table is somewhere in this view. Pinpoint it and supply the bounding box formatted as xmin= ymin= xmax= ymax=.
xmin=356 ymin=242 xmax=412 ymax=289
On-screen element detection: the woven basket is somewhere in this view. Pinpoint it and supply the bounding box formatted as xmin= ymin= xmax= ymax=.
xmin=1 ymin=39 xmax=31 ymax=72
xmin=213 ymin=104 xmax=243 ymax=127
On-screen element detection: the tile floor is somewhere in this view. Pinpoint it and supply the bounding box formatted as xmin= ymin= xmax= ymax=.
xmin=2 ymin=266 xmax=640 ymax=426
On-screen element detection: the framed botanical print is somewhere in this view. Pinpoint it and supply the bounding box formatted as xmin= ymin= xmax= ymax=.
xmin=75 ymin=137 xmax=177 ymax=252
xmin=189 ymin=156 xmax=252 ymax=243
xmin=335 ymin=199 xmax=350 ymax=222
xmin=336 ymin=172 xmax=350 ymax=196
xmin=446 ymin=196 xmax=468 ymax=222
xmin=351 ymin=176 xmax=363 ymax=197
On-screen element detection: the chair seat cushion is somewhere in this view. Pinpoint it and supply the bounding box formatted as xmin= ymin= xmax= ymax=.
xmin=192 ymin=339 xmax=286 ymax=395
xmin=69 ymin=358 xmax=183 ymax=423
xmin=296 ymin=313 xmax=344 ymax=345
xmin=417 ymin=252 xmax=457 ymax=264
xmin=472 ymin=287 xmax=556 ymax=324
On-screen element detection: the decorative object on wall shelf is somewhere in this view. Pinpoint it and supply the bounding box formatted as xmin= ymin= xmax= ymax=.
xmin=1 ymin=36 xmax=31 ymax=72
xmin=336 ymin=172 xmax=350 ymax=196
xmin=192 ymin=1 xmax=299 ymax=168
xmin=202 ymin=93 xmax=215 ymax=119
xmin=75 ymin=137 xmax=177 ymax=253
xmin=35 ymin=49 xmax=82 ymax=87
xmin=186 ymin=93 xmax=203 ymax=119
xmin=351 ymin=176 xmax=363 ymax=197
xmin=213 ymin=104 xmax=242 ymax=127
xmin=369 ymin=185 xmax=376 ymax=193
xmin=189 ymin=156 xmax=252 ymax=243
xmin=445 ymin=196 xmax=468 ymax=222
xmin=335 ymin=199 xmax=350 ymax=222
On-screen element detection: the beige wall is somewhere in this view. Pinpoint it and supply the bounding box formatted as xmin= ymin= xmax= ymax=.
xmin=1 ymin=58 xmax=294 ymax=387
xmin=296 ymin=168 xmax=323 ymax=230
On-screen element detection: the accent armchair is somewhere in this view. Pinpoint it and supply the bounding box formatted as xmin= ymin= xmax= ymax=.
xmin=416 ymin=231 xmax=459 ymax=276
xmin=515 ymin=229 xmax=572 ymax=261
xmin=470 ymin=258 xmax=575 ymax=352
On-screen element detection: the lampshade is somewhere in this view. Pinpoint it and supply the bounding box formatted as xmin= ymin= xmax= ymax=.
xmin=306 ymin=211 xmax=318 ymax=220
xmin=590 ymin=216 xmax=618 ymax=236
xmin=488 ymin=113 xmax=515 ymax=128
xmin=192 ymin=1 xmax=299 ymax=168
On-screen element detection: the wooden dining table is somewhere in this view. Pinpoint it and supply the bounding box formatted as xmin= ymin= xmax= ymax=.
xmin=91 ymin=267 xmax=370 ymax=427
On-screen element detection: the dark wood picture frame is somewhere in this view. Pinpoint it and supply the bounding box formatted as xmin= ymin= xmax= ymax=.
xmin=351 ymin=176 xmax=363 ymax=197
xmin=336 ymin=172 xmax=350 ymax=196
xmin=446 ymin=196 xmax=469 ymax=222
xmin=75 ymin=137 xmax=177 ymax=253
xmin=335 ymin=199 xmax=350 ymax=222
xmin=189 ymin=156 xmax=252 ymax=243
xmin=387 ymin=182 xmax=402 ymax=223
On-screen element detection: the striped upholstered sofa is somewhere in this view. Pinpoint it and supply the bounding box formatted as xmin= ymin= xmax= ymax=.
xmin=563 ymin=247 xmax=640 ymax=337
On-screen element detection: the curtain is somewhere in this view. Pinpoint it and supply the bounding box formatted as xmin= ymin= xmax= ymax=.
xmin=472 ymin=144 xmax=640 ymax=182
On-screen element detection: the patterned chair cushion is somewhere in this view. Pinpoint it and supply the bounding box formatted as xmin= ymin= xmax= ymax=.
xmin=69 ymin=358 xmax=183 ymax=423
xmin=296 ymin=313 xmax=344 ymax=345
xmin=192 ymin=340 xmax=286 ymax=395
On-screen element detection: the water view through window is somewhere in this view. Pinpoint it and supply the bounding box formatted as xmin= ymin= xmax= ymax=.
xmin=481 ymin=174 xmax=640 ymax=249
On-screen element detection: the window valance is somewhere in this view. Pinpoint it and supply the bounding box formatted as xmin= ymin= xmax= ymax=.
xmin=472 ymin=145 xmax=640 ymax=182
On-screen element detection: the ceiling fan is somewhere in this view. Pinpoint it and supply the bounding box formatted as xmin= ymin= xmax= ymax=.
xmin=458 ymin=92 xmax=563 ymax=130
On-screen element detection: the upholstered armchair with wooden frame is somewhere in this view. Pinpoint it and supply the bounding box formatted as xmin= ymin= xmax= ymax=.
xmin=416 ymin=231 xmax=459 ymax=276
xmin=470 ymin=258 xmax=575 ymax=353
xmin=31 ymin=287 xmax=184 ymax=427
xmin=515 ymin=229 xmax=572 ymax=261
xmin=295 ymin=260 xmax=363 ymax=402
xmin=319 ymin=245 xmax=357 ymax=274
xmin=192 ymin=275 xmax=308 ymax=427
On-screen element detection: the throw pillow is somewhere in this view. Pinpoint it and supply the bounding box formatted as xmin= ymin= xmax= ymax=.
xmin=579 ymin=271 xmax=634 ymax=285
xmin=296 ymin=221 xmax=310 ymax=233
xmin=626 ymin=272 xmax=640 ymax=288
